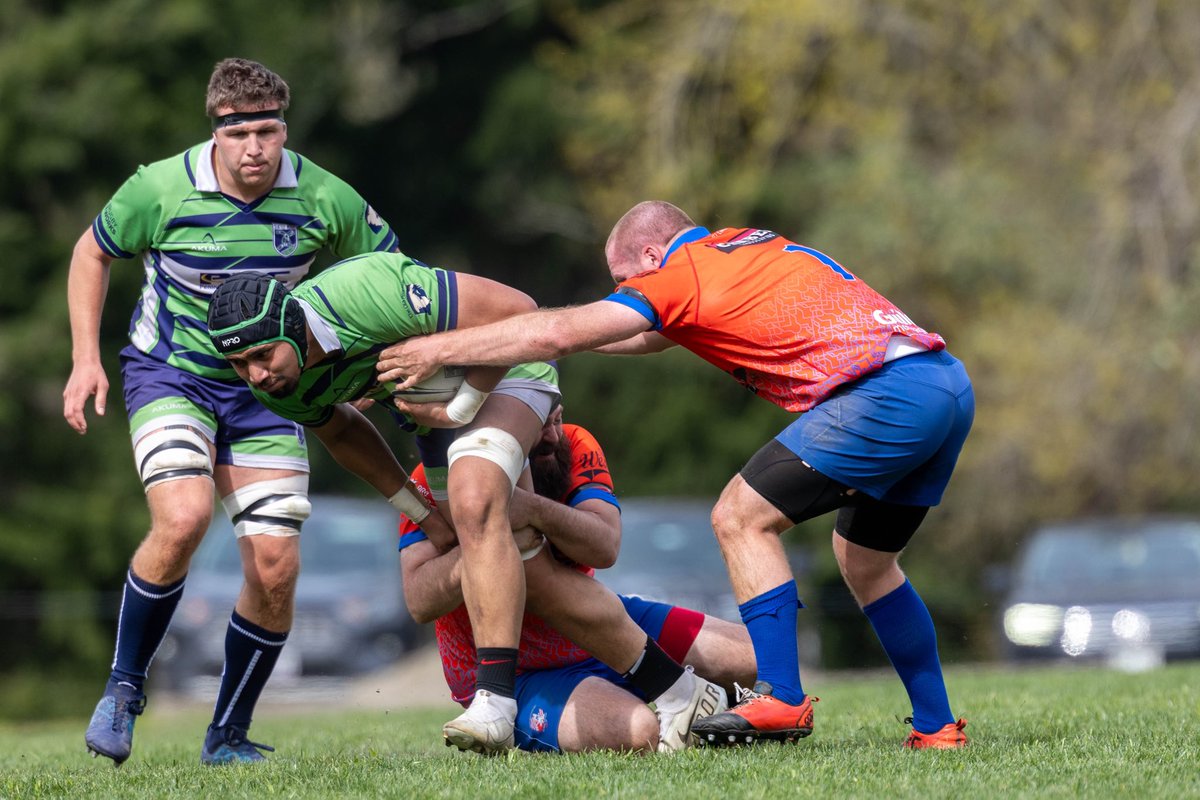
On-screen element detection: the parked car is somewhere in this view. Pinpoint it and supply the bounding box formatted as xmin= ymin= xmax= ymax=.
xmin=595 ymin=497 xmax=743 ymax=624
xmin=998 ymin=516 xmax=1200 ymax=665
xmin=155 ymin=494 xmax=421 ymax=690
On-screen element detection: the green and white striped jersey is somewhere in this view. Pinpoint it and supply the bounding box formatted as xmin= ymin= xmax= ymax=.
xmin=93 ymin=140 xmax=398 ymax=380
xmin=248 ymin=252 xmax=559 ymax=427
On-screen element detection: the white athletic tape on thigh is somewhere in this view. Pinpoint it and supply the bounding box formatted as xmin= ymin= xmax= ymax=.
xmin=133 ymin=424 xmax=213 ymax=490
xmin=447 ymin=426 xmax=525 ymax=488
xmin=221 ymin=475 xmax=311 ymax=538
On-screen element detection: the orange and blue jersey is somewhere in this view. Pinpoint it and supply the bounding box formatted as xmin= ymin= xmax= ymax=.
xmin=605 ymin=227 xmax=945 ymax=413
xmin=397 ymin=424 xmax=620 ymax=705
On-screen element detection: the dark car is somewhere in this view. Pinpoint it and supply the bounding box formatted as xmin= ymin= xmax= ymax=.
xmin=154 ymin=494 xmax=421 ymax=690
xmin=999 ymin=516 xmax=1200 ymax=666
xmin=594 ymin=497 xmax=742 ymax=623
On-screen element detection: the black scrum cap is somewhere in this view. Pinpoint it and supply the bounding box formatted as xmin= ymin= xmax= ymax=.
xmin=207 ymin=274 xmax=308 ymax=366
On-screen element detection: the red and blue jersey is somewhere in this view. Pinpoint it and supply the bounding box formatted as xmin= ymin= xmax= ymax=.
xmin=605 ymin=227 xmax=945 ymax=412
xmin=398 ymin=424 xmax=619 ymax=705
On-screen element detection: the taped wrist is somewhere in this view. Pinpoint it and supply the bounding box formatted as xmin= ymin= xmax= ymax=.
xmin=387 ymin=484 xmax=431 ymax=523
xmin=445 ymin=382 xmax=489 ymax=425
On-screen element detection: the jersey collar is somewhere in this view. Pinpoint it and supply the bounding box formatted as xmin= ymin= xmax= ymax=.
xmin=661 ymin=226 xmax=711 ymax=268
xmin=193 ymin=139 xmax=299 ymax=192
xmin=298 ymin=298 xmax=342 ymax=359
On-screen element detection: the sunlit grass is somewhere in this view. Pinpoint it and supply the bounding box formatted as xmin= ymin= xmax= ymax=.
xmin=1 ymin=662 xmax=1196 ymax=799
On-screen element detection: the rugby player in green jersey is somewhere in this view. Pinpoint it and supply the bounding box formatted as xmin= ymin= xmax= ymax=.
xmin=206 ymin=253 xmax=729 ymax=755
xmin=63 ymin=58 xmax=400 ymax=765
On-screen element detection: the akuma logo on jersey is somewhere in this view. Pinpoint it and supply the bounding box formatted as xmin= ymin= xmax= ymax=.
xmin=406 ymin=284 xmax=432 ymax=315
xmin=194 ymin=233 xmax=227 ymax=252
xmin=529 ymin=707 xmax=548 ymax=734
xmin=273 ymin=223 xmax=298 ymax=256
xmin=711 ymin=229 xmax=778 ymax=253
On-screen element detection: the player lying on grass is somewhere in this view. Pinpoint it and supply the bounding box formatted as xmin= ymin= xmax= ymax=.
xmin=399 ymin=404 xmax=754 ymax=752
xmin=206 ymin=255 xmax=727 ymax=755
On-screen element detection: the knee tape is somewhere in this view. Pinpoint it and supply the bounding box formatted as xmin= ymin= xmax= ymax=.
xmin=221 ymin=476 xmax=311 ymax=538
xmin=447 ymin=426 xmax=525 ymax=488
xmin=133 ymin=424 xmax=213 ymax=490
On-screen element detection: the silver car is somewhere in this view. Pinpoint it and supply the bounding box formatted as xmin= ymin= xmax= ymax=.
xmin=999 ymin=516 xmax=1200 ymax=666
xmin=154 ymin=494 xmax=421 ymax=690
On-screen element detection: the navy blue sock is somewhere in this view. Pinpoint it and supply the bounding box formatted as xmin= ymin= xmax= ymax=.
xmin=212 ymin=611 xmax=288 ymax=731
xmin=863 ymin=579 xmax=954 ymax=734
xmin=738 ymin=581 xmax=805 ymax=705
xmin=110 ymin=569 xmax=186 ymax=690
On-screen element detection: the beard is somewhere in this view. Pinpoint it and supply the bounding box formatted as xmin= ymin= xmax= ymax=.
xmin=530 ymin=437 xmax=572 ymax=501
xmin=266 ymin=375 xmax=299 ymax=399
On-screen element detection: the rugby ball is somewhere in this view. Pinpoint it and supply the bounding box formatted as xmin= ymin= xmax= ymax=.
xmin=390 ymin=365 xmax=467 ymax=404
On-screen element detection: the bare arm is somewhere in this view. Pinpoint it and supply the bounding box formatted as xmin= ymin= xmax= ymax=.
xmin=63 ymin=229 xmax=115 ymax=434
xmin=400 ymin=540 xmax=464 ymax=623
xmin=311 ymin=404 xmax=456 ymax=549
xmin=591 ymin=330 xmax=676 ymax=355
xmin=377 ymin=301 xmax=652 ymax=389
xmin=401 ymin=526 xmax=545 ymax=623
xmin=509 ymin=491 xmax=622 ymax=568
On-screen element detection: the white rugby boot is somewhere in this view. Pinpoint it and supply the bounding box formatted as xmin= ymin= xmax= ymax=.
xmin=442 ymin=690 xmax=517 ymax=755
xmin=653 ymin=666 xmax=729 ymax=753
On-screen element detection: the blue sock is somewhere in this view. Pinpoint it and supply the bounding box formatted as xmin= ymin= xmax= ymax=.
xmin=212 ymin=611 xmax=288 ymax=731
xmin=110 ymin=569 xmax=186 ymax=690
xmin=738 ymin=581 xmax=805 ymax=705
xmin=863 ymin=579 xmax=954 ymax=733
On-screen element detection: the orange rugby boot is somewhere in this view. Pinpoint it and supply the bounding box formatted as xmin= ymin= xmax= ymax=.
xmin=691 ymin=681 xmax=816 ymax=746
xmin=902 ymin=718 xmax=968 ymax=750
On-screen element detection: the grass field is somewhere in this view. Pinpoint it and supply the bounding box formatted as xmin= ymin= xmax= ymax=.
xmin=1 ymin=662 xmax=1196 ymax=799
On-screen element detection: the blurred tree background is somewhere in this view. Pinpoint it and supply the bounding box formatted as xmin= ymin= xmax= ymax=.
xmin=2 ymin=0 xmax=1198 ymax=716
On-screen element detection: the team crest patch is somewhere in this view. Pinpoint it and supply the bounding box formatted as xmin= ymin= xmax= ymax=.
xmin=364 ymin=204 xmax=384 ymax=232
xmin=273 ymin=223 xmax=298 ymax=256
xmin=406 ymin=284 xmax=432 ymax=315
xmin=529 ymin=707 xmax=548 ymax=734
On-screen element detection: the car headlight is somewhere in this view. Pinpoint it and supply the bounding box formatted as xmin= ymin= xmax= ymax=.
xmin=1110 ymin=608 xmax=1151 ymax=643
xmin=1003 ymin=603 xmax=1063 ymax=646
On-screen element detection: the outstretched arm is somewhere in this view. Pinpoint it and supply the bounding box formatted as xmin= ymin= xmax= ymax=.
xmin=592 ymin=330 xmax=675 ymax=355
xmin=377 ymin=301 xmax=651 ymax=390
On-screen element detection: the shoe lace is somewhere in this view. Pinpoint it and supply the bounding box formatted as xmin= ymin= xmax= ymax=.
xmin=731 ymin=682 xmax=767 ymax=708
xmin=110 ymin=693 xmax=146 ymax=732
xmin=221 ymin=725 xmax=276 ymax=754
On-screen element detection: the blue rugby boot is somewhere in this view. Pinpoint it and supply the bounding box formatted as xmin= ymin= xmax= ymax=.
xmin=84 ymin=680 xmax=146 ymax=766
xmin=200 ymin=723 xmax=275 ymax=765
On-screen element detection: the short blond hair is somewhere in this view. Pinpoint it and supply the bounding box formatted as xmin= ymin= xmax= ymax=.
xmin=205 ymin=58 xmax=290 ymax=117
xmin=605 ymin=201 xmax=695 ymax=268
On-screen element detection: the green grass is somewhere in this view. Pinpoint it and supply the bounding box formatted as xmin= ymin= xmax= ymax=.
xmin=1 ymin=663 xmax=1197 ymax=799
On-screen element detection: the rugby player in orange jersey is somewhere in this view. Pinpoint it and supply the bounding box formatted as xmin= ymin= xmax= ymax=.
xmin=379 ymin=201 xmax=974 ymax=749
